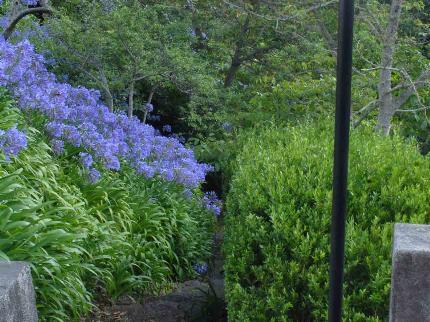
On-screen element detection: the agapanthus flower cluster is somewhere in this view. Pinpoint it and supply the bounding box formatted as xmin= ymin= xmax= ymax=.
xmin=79 ymin=152 xmax=93 ymax=169
xmin=147 ymin=114 xmax=161 ymax=122
xmin=21 ymin=0 xmax=39 ymax=5
xmin=222 ymin=122 xmax=233 ymax=133
xmin=193 ymin=262 xmax=208 ymax=275
xmin=203 ymin=191 xmax=222 ymax=217
xmin=0 ymin=127 xmax=27 ymax=160
xmin=0 ymin=37 xmax=213 ymax=188
xmin=100 ymin=0 xmax=116 ymax=13
xmin=162 ymin=124 xmax=172 ymax=133
xmin=145 ymin=102 xmax=154 ymax=113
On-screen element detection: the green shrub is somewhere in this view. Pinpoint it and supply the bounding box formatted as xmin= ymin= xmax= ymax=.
xmin=0 ymin=90 xmax=215 ymax=321
xmin=224 ymin=120 xmax=430 ymax=321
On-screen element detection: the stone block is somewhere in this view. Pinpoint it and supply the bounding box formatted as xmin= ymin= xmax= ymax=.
xmin=0 ymin=261 xmax=38 ymax=322
xmin=390 ymin=223 xmax=430 ymax=322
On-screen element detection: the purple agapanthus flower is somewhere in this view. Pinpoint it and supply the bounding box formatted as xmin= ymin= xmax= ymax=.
xmin=50 ymin=139 xmax=64 ymax=155
xmin=0 ymin=127 xmax=27 ymax=159
xmin=203 ymin=191 xmax=222 ymax=217
xmin=147 ymin=114 xmax=161 ymax=122
xmin=145 ymin=102 xmax=154 ymax=113
xmin=162 ymin=124 xmax=172 ymax=133
xmin=193 ymin=262 xmax=208 ymax=275
xmin=88 ymin=168 xmax=101 ymax=183
xmin=0 ymin=36 xmax=214 ymax=189
xmin=79 ymin=152 xmax=93 ymax=169
xmin=21 ymin=0 xmax=38 ymax=5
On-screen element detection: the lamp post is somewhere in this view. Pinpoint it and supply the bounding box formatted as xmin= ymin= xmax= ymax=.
xmin=328 ymin=0 xmax=355 ymax=321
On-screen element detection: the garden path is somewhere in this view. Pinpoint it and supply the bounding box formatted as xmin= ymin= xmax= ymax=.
xmin=85 ymin=228 xmax=226 ymax=322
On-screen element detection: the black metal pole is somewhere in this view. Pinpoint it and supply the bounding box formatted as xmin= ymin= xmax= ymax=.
xmin=328 ymin=0 xmax=355 ymax=321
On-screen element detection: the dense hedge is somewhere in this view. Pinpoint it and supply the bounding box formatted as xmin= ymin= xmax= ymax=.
xmin=224 ymin=121 xmax=430 ymax=321
xmin=0 ymin=91 xmax=215 ymax=321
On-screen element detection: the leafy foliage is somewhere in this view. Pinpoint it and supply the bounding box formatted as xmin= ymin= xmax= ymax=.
xmin=0 ymin=90 xmax=215 ymax=321
xmin=0 ymin=0 xmax=429 ymax=320
xmin=224 ymin=121 xmax=430 ymax=321
xmin=0 ymin=90 xmax=95 ymax=319
xmin=32 ymin=0 xmax=225 ymax=138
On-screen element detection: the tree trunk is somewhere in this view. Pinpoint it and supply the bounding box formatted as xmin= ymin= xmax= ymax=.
xmin=98 ymin=70 xmax=114 ymax=112
xmin=143 ymin=87 xmax=156 ymax=124
xmin=105 ymin=90 xmax=114 ymax=112
xmin=128 ymin=81 xmax=135 ymax=118
xmin=376 ymin=57 xmax=395 ymax=134
xmin=375 ymin=0 xmax=404 ymax=135
xmin=224 ymin=49 xmax=242 ymax=88
xmin=375 ymin=106 xmax=395 ymax=135
xmin=224 ymin=16 xmax=250 ymax=88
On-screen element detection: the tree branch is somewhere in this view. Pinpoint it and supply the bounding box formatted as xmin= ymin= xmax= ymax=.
xmin=223 ymin=0 xmax=337 ymax=22
xmin=3 ymin=7 xmax=53 ymax=40
xmin=396 ymin=106 xmax=430 ymax=113
xmin=353 ymin=100 xmax=378 ymax=128
xmin=394 ymin=68 xmax=430 ymax=108
xmin=356 ymin=4 xmax=383 ymax=36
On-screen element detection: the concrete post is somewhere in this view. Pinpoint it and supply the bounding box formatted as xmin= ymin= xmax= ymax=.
xmin=390 ymin=223 xmax=430 ymax=322
xmin=0 ymin=261 xmax=38 ymax=322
